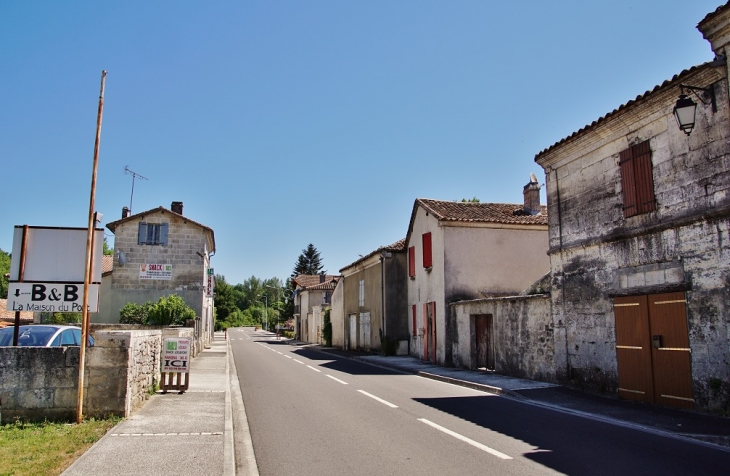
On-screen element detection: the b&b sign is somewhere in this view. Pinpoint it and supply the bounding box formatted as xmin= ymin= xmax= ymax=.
xmin=162 ymin=338 xmax=191 ymax=373
xmin=8 ymin=282 xmax=100 ymax=313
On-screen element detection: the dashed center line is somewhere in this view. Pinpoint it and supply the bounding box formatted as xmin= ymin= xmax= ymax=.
xmin=284 ymin=355 xmax=292 ymax=359
xmin=418 ymin=418 xmax=512 ymax=460
xmin=306 ymin=365 xmax=322 ymax=373
xmin=293 ymin=359 xmax=305 ymax=364
xmin=357 ymin=390 xmax=398 ymax=408
xmin=326 ymin=375 xmax=348 ymax=385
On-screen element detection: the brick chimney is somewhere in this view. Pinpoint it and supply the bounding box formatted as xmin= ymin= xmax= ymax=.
xmin=523 ymin=173 xmax=541 ymax=215
xmin=122 ymin=206 xmax=130 ymax=219
xmin=319 ymin=273 xmax=326 ymax=283
xmin=171 ymin=201 xmax=183 ymax=215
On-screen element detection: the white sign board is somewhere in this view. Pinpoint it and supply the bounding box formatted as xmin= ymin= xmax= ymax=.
xmin=162 ymin=338 xmax=191 ymax=373
xmin=9 ymin=227 xmax=104 ymax=282
xmin=140 ymin=263 xmax=172 ymax=280
xmin=7 ymin=283 xmax=100 ymax=313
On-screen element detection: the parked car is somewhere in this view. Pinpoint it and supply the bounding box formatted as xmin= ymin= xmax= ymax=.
xmin=0 ymin=325 xmax=94 ymax=347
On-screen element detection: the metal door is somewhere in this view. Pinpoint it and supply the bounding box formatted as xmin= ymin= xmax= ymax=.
xmin=360 ymin=312 xmax=371 ymax=351
xmin=614 ymin=292 xmax=693 ymax=408
xmin=349 ymin=314 xmax=357 ymax=351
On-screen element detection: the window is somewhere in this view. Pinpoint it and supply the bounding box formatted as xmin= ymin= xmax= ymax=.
xmin=323 ymin=291 xmax=331 ymax=305
xmin=422 ymin=232 xmax=432 ymax=269
xmin=138 ymin=222 xmax=169 ymax=245
xmin=619 ymin=140 xmax=656 ymax=218
xmin=358 ymin=279 xmax=365 ymax=307
xmin=408 ymin=246 xmax=416 ymax=278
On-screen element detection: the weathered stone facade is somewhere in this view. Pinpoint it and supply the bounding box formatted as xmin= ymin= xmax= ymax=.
xmin=450 ymin=294 xmax=555 ymax=381
xmin=535 ymin=44 xmax=730 ymax=409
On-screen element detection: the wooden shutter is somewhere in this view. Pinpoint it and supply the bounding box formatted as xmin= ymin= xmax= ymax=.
xmin=422 ymin=232 xmax=432 ymax=269
xmin=408 ymin=246 xmax=415 ymax=277
xmin=619 ymin=149 xmax=637 ymax=218
xmin=633 ymin=141 xmax=656 ymax=214
xmin=412 ymin=304 xmax=417 ymax=336
xmin=159 ymin=223 xmax=169 ymax=245
xmin=138 ymin=222 xmax=148 ymax=245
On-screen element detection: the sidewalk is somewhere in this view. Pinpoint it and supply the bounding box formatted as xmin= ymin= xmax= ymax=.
xmin=298 ymin=341 xmax=730 ymax=450
xmin=63 ymin=332 xmax=237 ymax=476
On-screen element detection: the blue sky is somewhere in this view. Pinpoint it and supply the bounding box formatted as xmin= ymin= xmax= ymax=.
xmin=0 ymin=1 xmax=722 ymax=285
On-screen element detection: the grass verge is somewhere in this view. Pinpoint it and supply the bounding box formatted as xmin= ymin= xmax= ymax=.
xmin=0 ymin=417 xmax=120 ymax=476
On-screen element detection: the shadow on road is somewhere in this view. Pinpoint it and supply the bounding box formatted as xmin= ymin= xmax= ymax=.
xmin=413 ymin=395 xmax=730 ymax=475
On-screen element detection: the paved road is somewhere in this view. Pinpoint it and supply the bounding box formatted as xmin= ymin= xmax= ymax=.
xmin=229 ymin=328 xmax=730 ymax=475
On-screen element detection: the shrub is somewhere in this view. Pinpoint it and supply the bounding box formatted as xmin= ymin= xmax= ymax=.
xmin=119 ymin=302 xmax=152 ymax=324
xmin=147 ymin=294 xmax=196 ymax=326
xmin=321 ymin=308 xmax=332 ymax=347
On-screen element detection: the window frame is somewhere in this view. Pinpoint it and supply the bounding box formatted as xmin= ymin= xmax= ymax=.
xmin=138 ymin=222 xmax=169 ymax=246
xmin=422 ymin=232 xmax=433 ymax=269
xmin=619 ymin=140 xmax=656 ymax=218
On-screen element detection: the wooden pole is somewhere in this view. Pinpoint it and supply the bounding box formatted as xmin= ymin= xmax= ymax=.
xmin=12 ymin=225 xmax=29 ymax=346
xmin=77 ymin=71 xmax=106 ymax=424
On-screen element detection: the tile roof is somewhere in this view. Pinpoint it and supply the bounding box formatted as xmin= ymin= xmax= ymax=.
xmin=340 ymin=238 xmax=407 ymax=272
xmin=698 ymin=2 xmax=730 ymax=26
xmin=305 ymin=277 xmax=340 ymax=291
xmin=106 ymin=206 xmax=216 ymax=252
xmin=293 ymin=274 xmax=339 ymax=289
xmin=534 ymin=61 xmax=719 ymax=160
xmin=0 ymin=299 xmax=34 ymax=325
xmin=101 ymin=254 xmax=113 ymax=275
xmin=416 ymin=199 xmax=548 ymax=226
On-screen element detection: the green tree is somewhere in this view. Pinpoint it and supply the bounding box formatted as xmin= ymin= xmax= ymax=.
xmin=102 ymin=237 xmax=114 ymax=256
xmin=460 ymin=197 xmax=480 ymax=203
xmin=214 ymin=275 xmax=239 ymax=321
xmin=0 ymin=248 xmax=10 ymax=299
xmin=322 ymin=307 xmax=332 ymax=346
xmin=45 ymin=312 xmax=82 ymax=324
xmin=291 ymin=243 xmax=325 ymax=277
xmin=147 ymin=294 xmax=196 ymax=326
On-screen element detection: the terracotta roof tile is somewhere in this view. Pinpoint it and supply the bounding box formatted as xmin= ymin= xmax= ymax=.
xmin=698 ymin=2 xmax=730 ymax=26
xmin=417 ymin=199 xmax=548 ymax=226
xmin=0 ymin=299 xmax=34 ymax=324
xmin=293 ymin=274 xmax=339 ymax=289
xmin=101 ymin=254 xmax=114 ymax=275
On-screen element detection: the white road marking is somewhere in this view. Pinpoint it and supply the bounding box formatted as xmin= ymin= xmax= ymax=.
xmin=306 ymin=365 xmax=322 ymax=373
xmin=293 ymin=359 xmax=305 ymax=364
xmin=276 ymin=351 xmax=283 ymax=355
xmin=285 ymin=355 xmax=292 ymax=359
xmin=417 ymin=418 xmax=512 ymax=460
xmin=326 ymin=375 xmax=348 ymax=385
xmin=357 ymin=390 xmax=398 ymax=408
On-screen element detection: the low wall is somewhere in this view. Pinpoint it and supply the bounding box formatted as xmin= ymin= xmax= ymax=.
xmin=450 ymin=294 xmax=555 ymax=382
xmin=0 ymin=328 xmax=192 ymax=422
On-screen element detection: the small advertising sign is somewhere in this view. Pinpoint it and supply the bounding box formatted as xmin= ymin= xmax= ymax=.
xmin=206 ymin=268 xmax=214 ymax=297
xmin=140 ymin=263 xmax=172 ymax=280
xmin=162 ymin=338 xmax=191 ymax=373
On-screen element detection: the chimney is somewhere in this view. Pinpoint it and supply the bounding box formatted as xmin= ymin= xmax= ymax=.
xmin=171 ymin=201 xmax=183 ymax=215
xmin=523 ymin=173 xmax=541 ymax=215
xmin=122 ymin=206 xmax=130 ymax=219
xmin=320 ymin=273 xmax=326 ymax=283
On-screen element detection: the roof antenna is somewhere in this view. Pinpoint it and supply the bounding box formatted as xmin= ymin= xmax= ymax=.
xmin=124 ymin=166 xmax=148 ymax=214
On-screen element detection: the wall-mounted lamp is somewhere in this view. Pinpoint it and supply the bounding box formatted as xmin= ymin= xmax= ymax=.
xmin=673 ymin=83 xmax=716 ymax=136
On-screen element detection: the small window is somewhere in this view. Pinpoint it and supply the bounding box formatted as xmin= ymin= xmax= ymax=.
xmin=358 ymin=280 xmax=365 ymax=307
xmin=422 ymin=232 xmax=432 ymax=269
xmin=619 ymin=140 xmax=656 ymax=218
xmin=60 ymin=330 xmax=77 ymax=346
xmin=323 ymin=291 xmax=331 ymax=305
xmin=408 ymin=246 xmax=416 ymax=278
xmin=138 ymin=222 xmax=169 ymax=245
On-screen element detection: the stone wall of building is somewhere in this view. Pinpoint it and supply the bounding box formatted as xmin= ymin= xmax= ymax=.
xmin=450 ymin=295 xmax=554 ymax=382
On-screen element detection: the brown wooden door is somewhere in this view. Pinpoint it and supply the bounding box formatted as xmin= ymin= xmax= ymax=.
xmin=648 ymin=292 xmax=694 ymax=409
xmin=423 ymin=303 xmax=429 ymax=361
xmin=613 ymin=292 xmax=693 ymax=408
xmin=614 ymin=295 xmax=654 ymax=404
xmin=475 ymin=314 xmax=494 ymax=370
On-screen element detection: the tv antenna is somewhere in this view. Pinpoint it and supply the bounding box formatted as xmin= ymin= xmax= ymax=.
xmin=124 ymin=166 xmax=148 ymax=214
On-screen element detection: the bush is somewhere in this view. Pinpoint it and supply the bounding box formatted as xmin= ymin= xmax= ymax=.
xmin=321 ymin=308 xmax=332 ymax=347
xmin=44 ymin=312 xmax=82 ymax=325
xmin=119 ymin=302 xmax=152 ymax=324
xmin=148 ymin=294 xmax=196 ymax=326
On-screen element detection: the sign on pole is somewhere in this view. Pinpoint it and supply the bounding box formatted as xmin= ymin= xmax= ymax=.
xmin=206 ymin=268 xmax=214 ymax=297
xmin=7 ymin=283 xmax=100 ymax=313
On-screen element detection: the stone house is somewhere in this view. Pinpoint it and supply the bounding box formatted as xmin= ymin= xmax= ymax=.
xmin=406 ymin=179 xmax=550 ymax=366
xmin=533 ymin=5 xmax=730 ymax=410
xmin=292 ymin=274 xmax=339 ymax=343
xmin=333 ymin=239 xmax=409 ymax=353
xmin=98 ymin=202 xmax=216 ymax=348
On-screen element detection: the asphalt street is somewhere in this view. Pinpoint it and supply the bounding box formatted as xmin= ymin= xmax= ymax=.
xmin=229 ymin=328 xmax=730 ymax=476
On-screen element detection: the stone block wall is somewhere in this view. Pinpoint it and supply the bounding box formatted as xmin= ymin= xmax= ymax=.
xmin=450 ymin=294 xmax=555 ymax=382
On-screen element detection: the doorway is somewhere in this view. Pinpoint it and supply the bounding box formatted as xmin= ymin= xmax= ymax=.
xmin=473 ymin=314 xmax=495 ymax=371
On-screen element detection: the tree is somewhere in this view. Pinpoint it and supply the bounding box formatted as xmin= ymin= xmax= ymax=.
xmin=102 ymin=237 xmax=114 ymax=256
xmin=291 ymin=243 xmax=325 ymax=277
xmin=147 ymin=294 xmax=196 ymax=326
xmin=460 ymin=197 xmax=480 ymax=203
xmin=0 ymin=248 xmax=10 ymax=299
xmin=214 ymin=275 xmax=239 ymax=321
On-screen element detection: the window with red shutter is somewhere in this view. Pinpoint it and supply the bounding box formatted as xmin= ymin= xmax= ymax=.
xmin=422 ymin=232 xmax=432 ymax=269
xmin=619 ymin=140 xmax=656 ymax=218
xmin=408 ymin=246 xmax=416 ymax=278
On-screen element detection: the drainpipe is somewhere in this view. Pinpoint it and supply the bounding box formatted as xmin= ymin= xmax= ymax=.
xmin=380 ymin=255 xmax=386 ymax=342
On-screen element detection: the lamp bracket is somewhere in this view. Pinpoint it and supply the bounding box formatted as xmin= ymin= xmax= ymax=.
xmin=680 ymin=83 xmax=717 ymax=112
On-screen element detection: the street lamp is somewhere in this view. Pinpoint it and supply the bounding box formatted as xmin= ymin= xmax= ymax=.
xmin=673 ymin=83 xmax=716 ymax=136
xmin=265 ymin=285 xmax=280 ymax=331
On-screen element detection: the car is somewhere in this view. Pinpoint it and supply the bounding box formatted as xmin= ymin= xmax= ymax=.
xmin=0 ymin=325 xmax=94 ymax=347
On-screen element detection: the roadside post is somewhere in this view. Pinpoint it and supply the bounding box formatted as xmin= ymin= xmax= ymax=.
xmin=161 ymin=338 xmax=191 ymax=394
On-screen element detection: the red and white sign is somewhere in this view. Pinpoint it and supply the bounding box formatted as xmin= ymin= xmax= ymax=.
xmin=140 ymin=263 xmax=172 ymax=280
xmin=162 ymin=338 xmax=191 ymax=373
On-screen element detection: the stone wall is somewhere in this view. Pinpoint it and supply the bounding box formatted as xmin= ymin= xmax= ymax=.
xmin=0 ymin=329 xmax=182 ymax=422
xmin=450 ymin=295 xmax=555 ymax=382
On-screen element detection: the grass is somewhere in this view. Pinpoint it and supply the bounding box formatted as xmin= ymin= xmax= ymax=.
xmin=0 ymin=417 xmax=120 ymax=476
